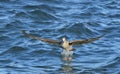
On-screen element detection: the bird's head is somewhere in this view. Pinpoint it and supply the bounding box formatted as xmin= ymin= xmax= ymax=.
xmin=62 ymin=37 xmax=67 ymax=41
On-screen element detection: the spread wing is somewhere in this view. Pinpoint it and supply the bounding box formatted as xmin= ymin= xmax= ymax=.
xmin=22 ymin=30 xmax=61 ymax=45
xmin=70 ymin=34 xmax=106 ymax=45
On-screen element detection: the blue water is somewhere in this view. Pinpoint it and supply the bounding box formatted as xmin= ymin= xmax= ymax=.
xmin=0 ymin=0 xmax=120 ymax=74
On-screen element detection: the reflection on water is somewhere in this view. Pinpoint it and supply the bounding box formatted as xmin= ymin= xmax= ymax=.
xmin=61 ymin=63 xmax=73 ymax=72
xmin=61 ymin=50 xmax=73 ymax=62
xmin=60 ymin=51 xmax=78 ymax=74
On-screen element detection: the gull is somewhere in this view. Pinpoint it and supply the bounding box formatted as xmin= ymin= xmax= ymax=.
xmin=22 ymin=30 xmax=105 ymax=61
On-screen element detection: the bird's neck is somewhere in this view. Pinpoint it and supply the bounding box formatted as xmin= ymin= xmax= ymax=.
xmin=63 ymin=40 xmax=68 ymax=43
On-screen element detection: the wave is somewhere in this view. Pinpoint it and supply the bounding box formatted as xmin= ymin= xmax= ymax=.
xmin=14 ymin=11 xmax=29 ymax=19
xmin=28 ymin=9 xmax=57 ymax=20
xmin=0 ymin=0 xmax=10 ymax=2
xmin=23 ymin=4 xmax=55 ymax=13
xmin=4 ymin=20 xmax=26 ymax=31
xmin=55 ymin=22 xmax=99 ymax=39
xmin=0 ymin=36 xmax=10 ymax=41
xmin=101 ymin=56 xmax=120 ymax=68
xmin=0 ymin=46 xmax=27 ymax=56
xmin=0 ymin=59 xmax=12 ymax=64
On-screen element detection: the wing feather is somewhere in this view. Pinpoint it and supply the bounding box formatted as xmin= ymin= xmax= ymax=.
xmin=70 ymin=34 xmax=106 ymax=45
xmin=22 ymin=30 xmax=60 ymax=44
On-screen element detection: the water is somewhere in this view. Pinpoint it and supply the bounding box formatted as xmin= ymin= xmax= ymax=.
xmin=0 ymin=0 xmax=120 ymax=74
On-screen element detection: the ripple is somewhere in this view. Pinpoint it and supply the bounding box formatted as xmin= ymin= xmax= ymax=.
xmin=106 ymin=1 xmax=120 ymax=9
xmin=0 ymin=36 xmax=10 ymax=41
xmin=62 ymin=23 xmax=97 ymax=36
xmin=4 ymin=20 xmax=25 ymax=30
xmin=29 ymin=49 xmax=49 ymax=56
xmin=0 ymin=0 xmax=10 ymax=2
xmin=108 ymin=13 xmax=120 ymax=18
xmin=28 ymin=9 xmax=57 ymax=20
xmin=14 ymin=11 xmax=29 ymax=18
xmin=9 ymin=46 xmax=27 ymax=52
xmin=0 ymin=35 xmax=13 ymax=48
xmin=23 ymin=5 xmax=41 ymax=9
xmin=0 ymin=46 xmax=27 ymax=56
xmin=23 ymin=4 xmax=56 ymax=13
xmin=0 ymin=59 xmax=12 ymax=64
xmin=101 ymin=56 xmax=120 ymax=68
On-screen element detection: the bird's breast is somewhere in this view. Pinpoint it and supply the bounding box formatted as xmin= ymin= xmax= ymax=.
xmin=62 ymin=42 xmax=71 ymax=49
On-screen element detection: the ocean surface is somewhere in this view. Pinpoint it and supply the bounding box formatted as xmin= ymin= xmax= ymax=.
xmin=0 ymin=0 xmax=120 ymax=74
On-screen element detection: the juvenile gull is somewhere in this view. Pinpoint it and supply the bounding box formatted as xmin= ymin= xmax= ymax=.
xmin=22 ymin=30 xmax=105 ymax=61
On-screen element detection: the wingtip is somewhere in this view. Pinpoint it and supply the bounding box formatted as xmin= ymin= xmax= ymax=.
xmin=98 ymin=33 xmax=107 ymax=38
xmin=21 ymin=30 xmax=27 ymax=36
